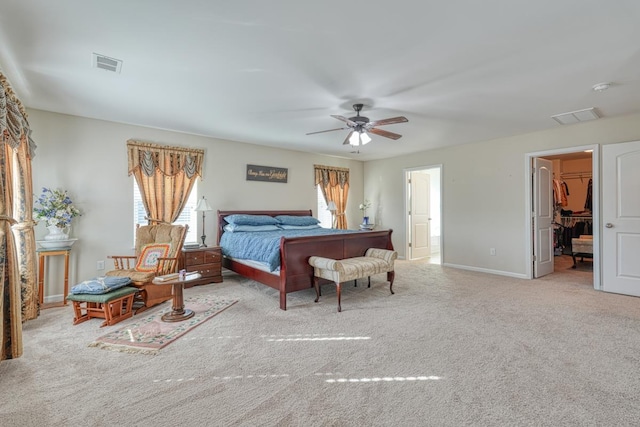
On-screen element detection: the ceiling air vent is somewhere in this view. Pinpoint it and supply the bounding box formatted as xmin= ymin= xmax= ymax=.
xmin=92 ymin=53 xmax=122 ymax=73
xmin=551 ymin=107 xmax=600 ymax=125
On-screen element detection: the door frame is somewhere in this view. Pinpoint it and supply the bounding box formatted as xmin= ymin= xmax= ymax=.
xmin=524 ymin=145 xmax=600 ymax=289
xmin=404 ymin=164 xmax=443 ymax=261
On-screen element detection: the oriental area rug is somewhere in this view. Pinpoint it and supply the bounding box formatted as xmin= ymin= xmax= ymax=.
xmin=89 ymin=295 xmax=237 ymax=355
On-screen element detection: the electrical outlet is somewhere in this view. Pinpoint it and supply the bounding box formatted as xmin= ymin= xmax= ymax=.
xmin=97 ymin=260 xmax=105 ymax=270
xmin=490 ymin=248 xmax=496 ymax=256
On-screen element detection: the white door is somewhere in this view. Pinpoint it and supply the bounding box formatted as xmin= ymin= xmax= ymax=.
xmin=533 ymin=157 xmax=554 ymax=278
xmin=602 ymin=140 xmax=640 ymax=296
xmin=409 ymin=171 xmax=431 ymax=259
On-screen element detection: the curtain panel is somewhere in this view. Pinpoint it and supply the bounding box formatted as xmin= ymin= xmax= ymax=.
xmin=1 ymin=70 xmax=38 ymax=362
xmin=127 ymin=140 xmax=204 ymax=224
xmin=314 ymin=165 xmax=350 ymax=229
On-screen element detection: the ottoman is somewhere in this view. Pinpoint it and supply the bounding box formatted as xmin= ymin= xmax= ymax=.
xmin=67 ymin=286 xmax=138 ymax=327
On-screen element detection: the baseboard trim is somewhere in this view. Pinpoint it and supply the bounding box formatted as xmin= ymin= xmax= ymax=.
xmin=44 ymin=294 xmax=65 ymax=304
xmin=443 ymin=263 xmax=529 ymax=279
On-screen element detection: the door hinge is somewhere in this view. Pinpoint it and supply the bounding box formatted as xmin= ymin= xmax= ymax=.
xmin=409 ymin=243 xmax=412 ymax=247
xmin=532 ymin=255 xmax=536 ymax=261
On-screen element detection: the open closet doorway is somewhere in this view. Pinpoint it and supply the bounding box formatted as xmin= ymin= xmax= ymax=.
xmin=404 ymin=166 xmax=442 ymax=264
xmin=527 ymin=146 xmax=598 ymax=288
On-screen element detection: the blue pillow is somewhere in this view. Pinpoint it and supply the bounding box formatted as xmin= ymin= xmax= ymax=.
xmin=71 ymin=276 xmax=132 ymax=295
xmin=275 ymin=215 xmax=320 ymax=226
xmin=224 ymin=224 xmax=281 ymax=232
xmin=279 ymin=224 xmax=321 ymax=230
xmin=225 ymin=214 xmax=279 ymax=226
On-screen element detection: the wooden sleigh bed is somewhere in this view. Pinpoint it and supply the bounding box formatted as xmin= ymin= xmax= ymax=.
xmin=217 ymin=210 xmax=394 ymax=310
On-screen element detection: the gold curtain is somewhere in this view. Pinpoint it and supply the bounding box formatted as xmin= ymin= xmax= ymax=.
xmin=11 ymin=137 xmax=38 ymax=320
xmin=314 ymin=165 xmax=350 ymax=230
xmin=127 ymin=140 xmax=204 ymax=223
xmin=1 ymin=70 xmax=38 ymax=362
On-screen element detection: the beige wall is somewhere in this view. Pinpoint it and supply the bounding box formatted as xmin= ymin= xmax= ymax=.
xmin=29 ymin=109 xmax=365 ymax=301
xmin=366 ymin=112 xmax=640 ymax=276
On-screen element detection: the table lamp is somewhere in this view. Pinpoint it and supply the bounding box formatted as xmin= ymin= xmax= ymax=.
xmin=194 ymin=196 xmax=213 ymax=246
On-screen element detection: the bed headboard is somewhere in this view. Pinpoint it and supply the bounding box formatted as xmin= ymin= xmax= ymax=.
xmin=217 ymin=210 xmax=313 ymax=245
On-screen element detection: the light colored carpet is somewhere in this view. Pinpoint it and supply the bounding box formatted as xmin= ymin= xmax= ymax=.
xmin=2 ymin=258 xmax=640 ymax=426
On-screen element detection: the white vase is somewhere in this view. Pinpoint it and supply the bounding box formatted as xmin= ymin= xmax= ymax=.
xmin=44 ymin=225 xmax=70 ymax=241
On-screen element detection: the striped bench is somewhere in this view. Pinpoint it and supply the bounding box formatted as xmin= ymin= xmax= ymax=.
xmin=309 ymin=248 xmax=397 ymax=312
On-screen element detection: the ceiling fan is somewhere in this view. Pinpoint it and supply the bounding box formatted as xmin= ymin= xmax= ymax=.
xmin=306 ymin=103 xmax=408 ymax=146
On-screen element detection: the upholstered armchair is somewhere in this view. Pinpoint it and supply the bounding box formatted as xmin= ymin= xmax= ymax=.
xmin=106 ymin=223 xmax=188 ymax=312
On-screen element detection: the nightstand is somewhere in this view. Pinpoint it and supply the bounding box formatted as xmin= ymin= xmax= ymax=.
xmin=180 ymin=246 xmax=223 ymax=287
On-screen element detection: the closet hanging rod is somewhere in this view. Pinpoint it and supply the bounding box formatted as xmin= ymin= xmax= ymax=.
xmin=560 ymin=171 xmax=591 ymax=177
xmin=561 ymin=175 xmax=592 ymax=180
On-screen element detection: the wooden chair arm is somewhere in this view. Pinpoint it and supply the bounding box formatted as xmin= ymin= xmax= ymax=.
xmin=156 ymin=256 xmax=180 ymax=276
xmin=108 ymin=255 xmax=137 ymax=270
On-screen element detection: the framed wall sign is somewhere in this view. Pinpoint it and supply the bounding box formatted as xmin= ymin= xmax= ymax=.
xmin=246 ymin=164 xmax=288 ymax=183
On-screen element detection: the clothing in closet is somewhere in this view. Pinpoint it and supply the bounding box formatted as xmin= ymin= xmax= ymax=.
xmin=584 ymin=178 xmax=592 ymax=211
xmin=553 ymin=179 xmax=569 ymax=207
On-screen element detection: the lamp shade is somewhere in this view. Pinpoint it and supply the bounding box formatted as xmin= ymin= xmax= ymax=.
xmin=349 ymin=131 xmax=360 ymax=146
xmin=360 ymin=132 xmax=371 ymax=144
xmin=326 ymin=201 xmax=337 ymax=211
xmin=194 ymin=197 xmax=213 ymax=211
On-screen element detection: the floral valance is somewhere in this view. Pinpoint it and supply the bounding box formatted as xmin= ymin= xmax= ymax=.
xmin=0 ymin=71 xmax=36 ymax=158
xmin=127 ymin=140 xmax=204 ymax=179
xmin=314 ymin=164 xmax=349 ymax=188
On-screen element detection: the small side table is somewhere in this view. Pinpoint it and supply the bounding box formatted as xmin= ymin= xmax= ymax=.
xmin=152 ymin=273 xmax=202 ymax=322
xmin=37 ymin=248 xmax=71 ymax=306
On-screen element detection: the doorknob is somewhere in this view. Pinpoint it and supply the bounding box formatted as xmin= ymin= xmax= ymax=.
xmin=605 ymin=223 xmax=614 ymax=228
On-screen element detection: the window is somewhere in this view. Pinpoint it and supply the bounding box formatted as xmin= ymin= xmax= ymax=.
xmin=133 ymin=180 xmax=198 ymax=243
xmin=316 ymin=185 xmax=333 ymax=228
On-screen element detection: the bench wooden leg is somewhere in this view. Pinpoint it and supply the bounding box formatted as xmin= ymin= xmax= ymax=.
xmin=314 ymin=276 xmax=321 ymax=303
xmin=388 ymin=271 xmax=395 ymax=294
xmin=336 ymin=282 xmax=342 ymax=312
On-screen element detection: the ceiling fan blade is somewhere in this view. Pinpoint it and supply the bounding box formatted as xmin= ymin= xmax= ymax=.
xmin=368 ymin=116 xmax=408 ymax=127
xmin=369 ymin=127 xmax=403 ymax=140
xmin=331 ymin=115 xmax=357 ymax=127
xmin=306 ymin=127 xmax=349 ymax=135
xmin=343 ymin=131 xmax=355 ymax=145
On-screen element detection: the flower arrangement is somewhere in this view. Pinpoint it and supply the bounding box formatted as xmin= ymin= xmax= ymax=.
xmin=33 ymin=187 xmax=81 ymax=228
xmin=358 ymin=199 xmax=372 ymax=217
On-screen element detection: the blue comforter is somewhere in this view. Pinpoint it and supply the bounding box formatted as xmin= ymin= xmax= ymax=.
xmin=220 ymin=228 xmax=357 ymax=272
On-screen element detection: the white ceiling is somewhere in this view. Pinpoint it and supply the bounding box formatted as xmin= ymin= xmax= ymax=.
xmin=1 ymin=0 xmax=640 ymax=161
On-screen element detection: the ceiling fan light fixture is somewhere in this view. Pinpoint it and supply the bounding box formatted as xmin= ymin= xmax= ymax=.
xmin=360 ymin=132 xmax=371 ymax=145
xmin=307 ymin=104 xmax=408 ymax=146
